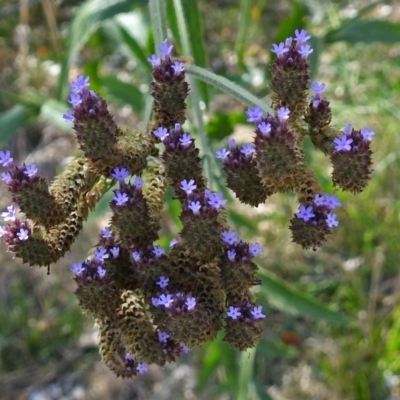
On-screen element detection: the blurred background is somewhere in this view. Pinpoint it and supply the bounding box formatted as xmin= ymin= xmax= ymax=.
xmin=0 ymin=0 xmax=400 ymax=399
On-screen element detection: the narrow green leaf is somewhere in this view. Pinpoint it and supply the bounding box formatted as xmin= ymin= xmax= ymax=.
xmin=235 ymin=0 xmax=251 ymax=69
xmin=149 ymin=0 xmax=168 ymax=47
xmin=324 ymin=20 xmax=400 ymax=44
xmin=258 ymin=269 xmax=352 ymax=326
xmin=0 ymin=105 xmax=29 ymax=144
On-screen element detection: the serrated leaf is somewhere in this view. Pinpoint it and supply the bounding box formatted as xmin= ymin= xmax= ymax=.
xmin=0 ymin=105 xmax=30 ymax=144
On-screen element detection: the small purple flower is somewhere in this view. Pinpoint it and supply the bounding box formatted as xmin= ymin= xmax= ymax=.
xmin=158 ymin=331 xmax=170 ymax=343
xmin=296 ymin=205 xmax=315 ymax=222
xmin=113 ymin=191 xmax=129 ymax=206
xmin=180 ymin=179 xmax=197 ymax=195
xmin=277 ymin=107 xmax=290 ymax=122
xmin=97 ymin=266 xmax=106 ymax=278
xmin=125 ymin=353 xmax=134 ymax=362
xmin=68 ymin=92 xmax=82 ymax=108
xmin=246 ymin=106 xmax=264 ymax=123
xmin=70 ymin=75 xmax=90 ymax=93
xmin=221 ymin=230 xmax=239 ymax=245
xmin=343 ymin=124 xmax=352 ymax=135
xmin=134 ymin=176 xmax=143 ymax=189
xmin=240 ymin=144 xmax=255 ymax=157
xmin=227 ymin=249 xmax=236 ymax=261
xmin=227 ymin=306 xmax=241 ymax=320
xmin=148 ymin=54 xmax=161 ymax=67
xmin=206 ymin=191 xmax=227 ymax=209
xmin=1 ymin=172 xmax=12 ymax=184
xmin=71 ymin=262 xmax=85 ymax=276
xmin=298 ymin=44 xmax=313 ymax=58
xmin=0 ymin=150 xmax=13 ymax=167
xmin=16 ymin=228 xmax=29 ymax=241
xmin=1 ymin=205 xmax=17 ymax=222
xmin=228 ymin=138 xmax=236 ymax=148
xmin=156 ymin=276 xmax=169 ymax=289
xmin=179 ymin=133 xmax=192 ymax=147
xmin=112 ymin=167 xmax=129 ymax=181
xmin=294 ymin=29 xmax=311 ymax=44
xmin=323 ymin=194 xmax=342 ymax=209
xmin=258 ymin=121 xmax=271 ymax=137
xmin=153 ymin=126 xmax=169 ymax=141
xmin=361 ymin=127 xmax=375 ymax=142
xmin=185 ymin=297 xmax=196 ymax=311
xmin=23 ymin=164 xmax=38 ymax=178
xmin=188 ymin=201 xmax=201 ymax=214
xmin=110 ymin=246 xmax=120 ymax=258
xmin=94 ymin=246 xmax=109 ymax=262
xmin=153 ymin=246 xmax=165 ymax=258
xmin=169 ymin=237 xmax=179 ymax=247
xmin=101 ymin=226 xmax=112 ymax=238
xmin=159 ymin=41 xmax=173 ymax=56
xmin=285 ymin=37 xmax=293 ymax=47
xmin=136 ymin=362 xmax=148 ymax=374
xmin=132 ymin=251 xmax=141 ymax=262
xmin=63 ymin=109 xmax=75 ymax=122
xmin=311 ymin=81 xmax=326 ymax=94
xmin=174 ymin=123 xmax=182 ymax=132
xmin=215 ymin=148 xmax=230 ymax=160
xmin=313 ymin=194 xmax=325 ymax=206
xmin=249 ymin=243 xmax=263 ymax=257
xmin=172 ymin=61 xmax=185 ymax=74
xmin=0 ymin=226 xmax=7 ymax=237
xmin=180 ymin=343 xmax=190 ymax=354
xmin=271 ymin=42 xmax=289 ymax=57
xmin=326 ymin=213 xmax=339 ymax=228
xmin=151 ymin=296 xmax=161 ymax=306
xmin=251 ymin=305 xmax=266 ymax=319
xmin=158 ymin=293 xmax=174 ymax=308
xmin=334 ymin=135 xmax=353 ymax=152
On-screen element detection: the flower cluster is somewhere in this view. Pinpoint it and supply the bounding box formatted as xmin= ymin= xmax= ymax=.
xmin=0 ymin=31 xmax=372 ymax=376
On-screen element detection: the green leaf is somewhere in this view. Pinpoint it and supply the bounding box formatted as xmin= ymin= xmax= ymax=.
xmin=324 ymin=20 xmax=400 ymax=44
xmin=258 ymin=269 xmax=352 ymax=326
xmin=0 ymin=105 xmax=30 ymax=144
xmin=235 ymin=0 xmax=252 ymax=68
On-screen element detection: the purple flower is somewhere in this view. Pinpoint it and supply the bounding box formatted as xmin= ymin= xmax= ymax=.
xmin=294 ymin=29 xmax=311 ymax=44
xmin=112 ymin=167 xmax=129 ymax=181
xmin=343 ymin=124 xmax=352 ymax=135
xmin=0 ymin=150 xmax=13 ymax=167
xmin=334 ymin=135 xmax=353 ymax=152
xmin=148 ymin=54 xmax=161 ymax=67
xmin=23 ymin=164 xmax=38 ymax=178
xmin=215 ymin=148 xmax=230 ymax=160
xmin=158 ymin=293 xmax=174 ymax=308
xmin=228 ymin=138 xmax=236 ymax=148
xmin=0 ymin=226 xmax=7 ymax=237
xmin=151 ymin=296 xmax=161 ymax=306
xmin=110 ymin=246 xmax=120 ymax=258
xmin=153 ymin=246 xmax=165 ymax=258
xmin=158 ymin=41 xmax=173 ymax=56
xmin=97 ymin=266 xmax=106 ymax=278
xmin=271 ymin=42 xmax=289 ymax=57
xmin=361 ymin=127 xmax=375 ymax=142
xmin=134 ymin=176 xmax=143 ymax=189
xmin=180 ymin=179 xmax=197 ymax=195
xmin=169 ymin=237 xmax=179 ymax=247
xmin=285 ymin=37 xmax=293 ymax=47
xmin=113 ymin=191 xmax=129 ymax=206
xmin=326 ymin=213 xmax=339 ymax=228
xmin=101 ymin=226 xmax=112 ymax=238
xmin=132 ymin=251 xmax=141 ymax=262
xmin=63 ymin=109 xmax=75 ymax=122
xmin=258 ymin=121 xmax=271 ymax=136
xmin=246 ymin=106 xmax=263 ymax=123
xmin=227 ymin=306 xmax=241 ymax=320
xmin=206 ymin=191 xmax=227 ymax=209
xmin=322 ymin=194 xmax=342 ymax=209
xmin=313 ymin=194 xmax=325 ymax=206
xmin=240 ymin=144 xmax=255 ymax=157
xmin=251 ymin=305 xmax=266 ymax=320
xmin=221 ymin=230 xmax=239 ymax=245
xmin=188 ymin=201 xmax=201 ymax=214
xmin=1 ymin=172 xmax=12 ymax=184
xmin=185 ymin=297 xmax=196 ymax=311
xmin=174 ymin=123 xmax=182 ymax=132
xmin=180 ymin=343 xmax=190 ymax=354
xmin=68 ymin=93 xmax=82 ymax=108
xmin=296 ymin=205 xmax=315 ymax=222
xmin=227 ymin=249 xmax=236 ymax=261
xmin=153 ymin=126 xmax=169 ymax=141
xmin=70 ymin=75 xmax=90 ymax=93
xmin=156 ymin=276 xmax=169 ymax=289
xmin=311 ymin=81 xmax=326 ymax=94
xmin=298 ymin=44 xmax=313 ymax=58
xmin=179 ymin=133 xmax=192 ymax=147
xmin=158 ymin=331 xmax=170 ymax=343
xmin=249 ymin=243 xmax=263 ymax=257
xmin=71 ymin=262 xmax=85 ymax=276
xmin=125 ymin=353 xmax=134 ymax=362
xmin=17 ymin=228 xmax=29 ymax=241
xmin=1 ymin=205 xmax=17 ymax=222
xmin=276 ymin=107 xmax=290 ymax=122
xmin=172 ymin=61 xmax=185 ymax=74
xmin=136 ymin=362 xmax=148 ymax=374
xmin=94 ymin=246 xmax=109 ymax=262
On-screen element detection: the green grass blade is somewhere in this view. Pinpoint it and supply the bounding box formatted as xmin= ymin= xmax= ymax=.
xmin=149 ymin=0 xmax=168 ymax=47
